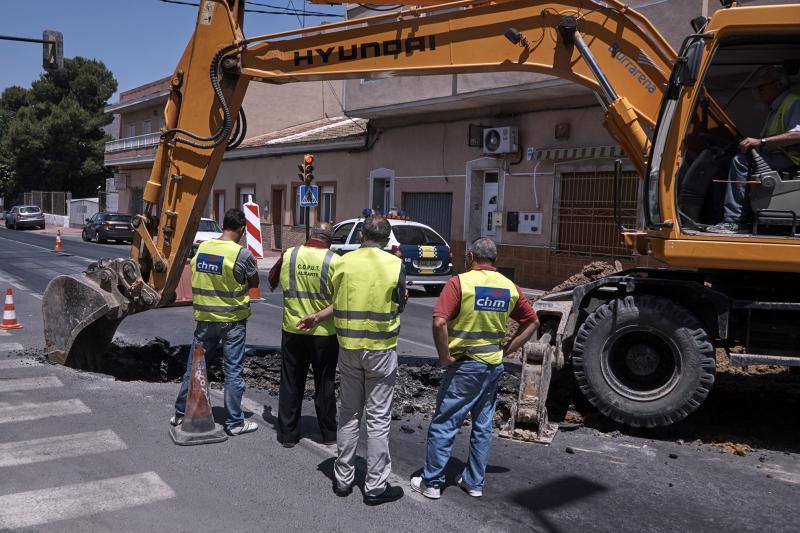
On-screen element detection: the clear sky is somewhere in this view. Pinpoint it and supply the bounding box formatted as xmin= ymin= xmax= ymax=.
xmin=0 ymin=0 xmax=345 ymax=100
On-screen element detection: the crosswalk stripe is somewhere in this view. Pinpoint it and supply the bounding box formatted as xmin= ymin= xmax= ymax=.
xmin=0 ymin=472 xmax=176 ymax=529
xmin=0 ymin=343 xmax=25 ymax=352
xmin=0 ymin=358 xmax=42 ymax=369
xmin=0 ymin=429 xmax=127 ymax=468
xmin=0 ymin=376 xmax=62 ymax=393
xmin=0 ymin=399 xmax=90 ymax=425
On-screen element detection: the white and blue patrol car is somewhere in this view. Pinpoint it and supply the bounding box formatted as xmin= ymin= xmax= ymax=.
xmin=330 ymin=210 xmax=452 ymax=294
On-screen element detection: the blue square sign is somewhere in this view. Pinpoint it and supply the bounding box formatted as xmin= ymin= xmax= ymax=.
xmin=299 ymin=185 xmax=319 ymax=207
xmin=474 ymin=286 xmax=511 ymax=312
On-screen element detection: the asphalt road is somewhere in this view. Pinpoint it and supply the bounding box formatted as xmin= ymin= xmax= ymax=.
xmin=0 ymin=226 xmax=798 ymax=532
xmin=0 ymin=226 xmax=439 ymax=358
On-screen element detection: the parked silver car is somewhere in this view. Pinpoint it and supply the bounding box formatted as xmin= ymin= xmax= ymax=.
xmin=4 ymin=205 xmax=45 ymax=230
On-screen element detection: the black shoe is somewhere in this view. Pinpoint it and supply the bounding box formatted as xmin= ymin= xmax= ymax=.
xmin=333 ymin=481 xmax=353 ymax=497
xmin=363 ymin=484 xmax=404 ymax=506
xmin=281 ymin=441 xmax=297 ymax=448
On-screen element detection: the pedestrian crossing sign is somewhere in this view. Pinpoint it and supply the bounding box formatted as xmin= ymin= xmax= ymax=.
xmin=299 ymin=185 xmax=319 ymax=207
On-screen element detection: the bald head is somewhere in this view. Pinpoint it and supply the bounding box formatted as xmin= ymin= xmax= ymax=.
xmin=310 ymin=222 xmax=333 ymax=245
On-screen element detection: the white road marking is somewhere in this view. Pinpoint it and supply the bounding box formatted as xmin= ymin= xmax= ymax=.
xmin=399 ymin=337 xmax=436 ymax=351
xmin=0 ymin=399 xmax=91 ymax=424
xmin=0 ymin=358 xmax=41 ymax=369
xmin=255 ymin=301 xmax=282 ymax=310
xmin=0 ymin=472 xmax=175 ymax=530
xmin=0 ymin=376 xmax=62 ymax=393
xmin=0 ymin=429 xmax=127 ymax=468
xmin=0 ymin=342 xmax=24 ymax=352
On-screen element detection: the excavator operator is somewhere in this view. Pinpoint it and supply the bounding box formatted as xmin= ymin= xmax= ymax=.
xmin=707 ymin=66 xmax=800 ymax=234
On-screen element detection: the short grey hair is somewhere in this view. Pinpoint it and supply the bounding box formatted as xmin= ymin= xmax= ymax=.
xmin=362 ymin=215 xmax=391 ymax=244
xmin=470 ymin=238 xmax=497 ymax=262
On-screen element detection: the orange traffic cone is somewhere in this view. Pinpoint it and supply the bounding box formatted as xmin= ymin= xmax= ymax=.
xmin=1 ymin=288 xmax=23 ymax=330
xmin=248 ymin=286 xmax=262 ymax=301
xmin=169 ymin=344 xmax=227 ymax=446
xmin=53 ymin=229 xmax=64 ymax=252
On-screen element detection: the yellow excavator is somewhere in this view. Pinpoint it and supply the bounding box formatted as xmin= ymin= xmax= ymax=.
xmin=42 ymin=0 xmax=800 ymax=440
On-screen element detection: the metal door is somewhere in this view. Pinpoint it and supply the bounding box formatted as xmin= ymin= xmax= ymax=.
xmin=402 ymin=192 xmax=453 ymax=242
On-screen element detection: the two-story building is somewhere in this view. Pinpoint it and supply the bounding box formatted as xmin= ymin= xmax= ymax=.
xmin=103 ymin=78 xmax=346 ymax=219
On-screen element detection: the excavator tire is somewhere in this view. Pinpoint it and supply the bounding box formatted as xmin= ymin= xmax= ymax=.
xmin=572 ymin=295 xmax=715 ymax=428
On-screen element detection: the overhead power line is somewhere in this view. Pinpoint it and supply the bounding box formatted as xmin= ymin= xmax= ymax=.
xmin=158 ymin=0 xmax=343 ymax=18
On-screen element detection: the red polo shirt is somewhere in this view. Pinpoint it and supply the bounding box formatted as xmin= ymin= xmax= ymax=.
xmin=268 ymin=238 xmax=330 ymax=290
xmin=432 ymin=264 xmax=537 ymax=325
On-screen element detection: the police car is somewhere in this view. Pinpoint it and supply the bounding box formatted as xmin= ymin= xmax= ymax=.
xmin=330 ymin=209 xmax=452 ymax=294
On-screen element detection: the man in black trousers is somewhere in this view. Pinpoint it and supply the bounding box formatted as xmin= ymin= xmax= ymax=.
xmin=269 ymin=223 xmax=340 ymax=447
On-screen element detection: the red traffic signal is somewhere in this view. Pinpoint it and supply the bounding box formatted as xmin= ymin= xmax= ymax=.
xmin=304 ymin=154 xmax=314 ymax=165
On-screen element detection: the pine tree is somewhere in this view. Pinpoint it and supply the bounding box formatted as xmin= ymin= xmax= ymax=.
xmin=0 ymin=57 xmax=117 ymax=199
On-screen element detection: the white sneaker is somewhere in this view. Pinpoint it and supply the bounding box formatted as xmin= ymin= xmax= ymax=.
xmin=226 ymin=420 xmax=258 ymax=436
xmin=410 ymin=476 xmax=441 ymax=499
xmin=457 ymin=477 xmax=483 ymax=498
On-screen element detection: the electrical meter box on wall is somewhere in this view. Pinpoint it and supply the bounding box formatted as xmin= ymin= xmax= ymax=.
xmin=517 ymin=212 xmax=542 ymax=234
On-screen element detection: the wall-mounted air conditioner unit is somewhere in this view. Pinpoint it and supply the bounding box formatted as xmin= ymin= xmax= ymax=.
xmin=483 ymin=126 xmax=518 ymax=155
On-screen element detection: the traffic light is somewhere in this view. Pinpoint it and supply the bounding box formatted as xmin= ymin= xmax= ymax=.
xmin=298 ymin=153 xmax=314 ymax=184
xmin=42 ymin=30 xmax=63 ymax=70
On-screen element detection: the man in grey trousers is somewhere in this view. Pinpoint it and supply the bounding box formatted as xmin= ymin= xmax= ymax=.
xmin=298 ymin=215 xmax=407 ymax=505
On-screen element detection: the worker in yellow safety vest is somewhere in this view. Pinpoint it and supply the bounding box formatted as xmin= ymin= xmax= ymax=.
xmin=268 ymin=222 xmax=340 ymax=448
xmin=298 ymin=215 xmax=407 ymax=506
xmin=707 ymin=65 xmax=800 ymax=234
xmin=411 ymin=238 xmax=538 ymax=500
xmin=172 ymin=209 xmax=260 ymax=436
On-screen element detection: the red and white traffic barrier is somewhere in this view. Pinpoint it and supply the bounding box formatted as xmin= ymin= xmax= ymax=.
xmin=243 ymin=197 xmax=263 ymax=259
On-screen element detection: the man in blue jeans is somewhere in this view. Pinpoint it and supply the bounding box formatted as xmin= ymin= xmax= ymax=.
xmin=171 ymin=209 xmax=260 ymax=436
xmin=707 ymin=66 xmax=800 ymax=234
xmin=411 ymin=238 xmax=538 ymax=499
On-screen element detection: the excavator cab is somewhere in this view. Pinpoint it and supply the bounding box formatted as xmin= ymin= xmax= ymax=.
xmin=676 ymin=35 xmax=800 ymax=236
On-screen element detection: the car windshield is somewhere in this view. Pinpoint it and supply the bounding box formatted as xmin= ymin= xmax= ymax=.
xmin=199 ymin=219 xmax=222 ymax=232
xmin=20 ymin=207 xmax=41 ymax=214
xmin=106 ymin=214 xmax=131 ymax=222
xmin=392 ymin=225 xmax=446 ymax=246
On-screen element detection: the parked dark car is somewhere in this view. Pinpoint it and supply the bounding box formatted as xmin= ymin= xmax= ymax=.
xmin=4 ymin=205 xmax=45 ymax=230
xmin=82 ymin=212 xmax=134 ymax=243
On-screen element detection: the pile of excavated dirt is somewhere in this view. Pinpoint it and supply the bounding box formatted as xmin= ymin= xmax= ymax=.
xmin=502 ymin=260 xmax=623 ymax=361
xmin=544 ymin=260 xmax=623 ymax=297
xmin=74 ymin=339 xmax=521 ymax=429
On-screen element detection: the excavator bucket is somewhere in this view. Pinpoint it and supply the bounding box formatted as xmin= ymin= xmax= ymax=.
xmin=500 ymin=297 xmax=573 ymax=444
xmin=42 ymin=258 xmax=157 ymax=369
xmin=500 ymin=333 xmax=559 ymax=444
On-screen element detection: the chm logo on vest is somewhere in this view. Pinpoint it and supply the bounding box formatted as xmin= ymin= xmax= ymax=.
xmin=195 ymin=253 xmax=224 ymax=275
xmin=474 ymin=286 xmax=511 ymax=312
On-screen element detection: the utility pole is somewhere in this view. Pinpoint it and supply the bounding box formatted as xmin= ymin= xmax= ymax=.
xmin=0 ymin=30 xmax=63 ymax=70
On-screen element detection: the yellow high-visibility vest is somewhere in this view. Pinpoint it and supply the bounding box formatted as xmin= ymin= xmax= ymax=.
xmin=332 ymin=246 xmax=402 ymax=350
xmin=191 ymin=239 xmax=251 ymax=323
xmin=447 ymin=269 xmax=518 ymax=365
xmin=764 ymin=93 xmax=800 ymax=165
xmin=280 ymin=245 xmax=338 ymax=335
